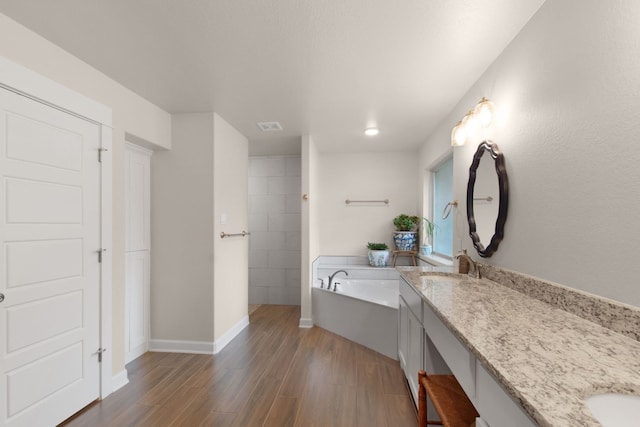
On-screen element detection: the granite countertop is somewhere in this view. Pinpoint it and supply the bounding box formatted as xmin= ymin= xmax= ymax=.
xmin=397 ymin=266 xmax=640 ymax=427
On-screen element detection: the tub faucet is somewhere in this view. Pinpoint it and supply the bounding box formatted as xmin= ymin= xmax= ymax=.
xmin=328 ymin=270 xmax=348 ymax=291
xmin=455 ymin=253 xmax=481 ymax=279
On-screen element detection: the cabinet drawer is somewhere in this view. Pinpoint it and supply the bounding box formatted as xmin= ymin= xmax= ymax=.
xmin=423 ymin=302 xmax=476 ymax=399
xmin=475 ymin=362 xmax=536 ymax=427
xmin=400 ymin=277 xmax=422 ymax=322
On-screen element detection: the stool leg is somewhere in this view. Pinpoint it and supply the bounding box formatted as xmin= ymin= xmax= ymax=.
xmin=419 ymin=371 xmax=445 ymax=426
xmin=418 ymin=371 xmax=427 ymax=426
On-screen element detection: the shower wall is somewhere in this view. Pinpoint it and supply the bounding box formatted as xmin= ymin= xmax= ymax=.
xmin=248 ymin=155 xmax=301 ymax=305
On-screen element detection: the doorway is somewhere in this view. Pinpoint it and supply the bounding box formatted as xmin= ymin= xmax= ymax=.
xmin=248 ymin=155 xmax=301 ymax=306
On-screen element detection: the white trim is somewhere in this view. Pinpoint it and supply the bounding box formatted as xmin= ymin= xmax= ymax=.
xmin=299 ymin=318 xmax=313 ymax=328
xmin=100 ymin=126 xmax=113 ymax=398
xmin=149 ymin=339 xmax=214 ymax=354
xmin=125 ymin=132 xmax=166 ymax=152
xmin=125 ymin=141 xmax=154 ymax=157
xmin=0 ymin=56 xmax=112 ymax=126
xmin=111 ymin=370 xmax=129 ymax=393
xmin=213 ymin=316 xmax=250 ymax=354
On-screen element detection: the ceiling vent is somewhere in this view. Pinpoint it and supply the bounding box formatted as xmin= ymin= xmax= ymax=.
xmin=257 ymin=121 xmax=283 ymax=132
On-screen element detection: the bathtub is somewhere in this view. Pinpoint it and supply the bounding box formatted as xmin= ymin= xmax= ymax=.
xmin=312 ymin=279 xmax=399 ymax=359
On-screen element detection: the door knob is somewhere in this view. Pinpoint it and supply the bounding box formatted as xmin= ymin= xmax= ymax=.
xmin=0 ymin=293 xmax=4 ymax=303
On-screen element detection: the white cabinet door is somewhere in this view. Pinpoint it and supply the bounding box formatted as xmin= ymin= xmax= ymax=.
xmin=407 ymin=308 xmax=424 ymax=404
xmin=125 ymin=144 xmax=151 ymax=252
xmin=0 ymin=88 xmax=101 ymax=427
xmin=398 ymin=295 xmax=409 ymax=371
xmin=475 ymin=360 xmax=536 ymax=427
xmin=124 ymin=144 xmax=151 ymax=363
xmin=125 ymin=251 xmax=150 ymax=363
xmin=399 ymin=278 xmax=425 ymax=407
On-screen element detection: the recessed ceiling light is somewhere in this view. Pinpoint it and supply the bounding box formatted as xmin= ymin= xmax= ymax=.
xmin=257 ymin=121 xmax=283 ymax=132
xmin=364 ymin=127 xmax=379 ymax=136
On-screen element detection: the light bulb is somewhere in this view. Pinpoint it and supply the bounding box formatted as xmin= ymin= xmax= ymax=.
xmin=474 ymin=97 xmax=495 ymax=128
xmin=364 ymin=127 xmax=379 ymax=136
xmin=451 ymin=121 xmax=466 ymax=147
xmin=461 ymin=110 xmax=478 ymax=135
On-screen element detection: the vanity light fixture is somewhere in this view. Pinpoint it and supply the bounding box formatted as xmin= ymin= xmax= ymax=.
xmin=450 ymin=97 xmax=496 ymax=147
xmin=364 ymin=127 xmax=379 ymax=136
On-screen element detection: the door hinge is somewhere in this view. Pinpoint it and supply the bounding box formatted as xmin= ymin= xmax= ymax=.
xmin=98 ymin=148 xmax=108 ymax=162
xmin=97 ymin=248 xmax=107 ymax=263
xmin=96 ymin=348 xmax=107 ymax=363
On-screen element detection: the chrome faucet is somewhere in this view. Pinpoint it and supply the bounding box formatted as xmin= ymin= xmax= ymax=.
xmin=328 ymin=270 xmax=348 ymax=291
xmin=456 ymin=252 xmax=481 ymax=279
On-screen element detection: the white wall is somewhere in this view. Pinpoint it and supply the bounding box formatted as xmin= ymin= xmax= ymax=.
xmin=248 ymin=155 xmax=301 ymax=305
xmin=0 ymin=13 xmax=172 ymax=375
xmin=318 ymin=151 xmax=419 ymax=255
xmin=213 ymin=113 xmax=249 ymax=341
xmin=152 ymin=113 xmax=250 ymax=347
xmin=420 ymin=0 xmax=640 ymax=308
xmin=151 ymin=114 xmax=214 ymax=342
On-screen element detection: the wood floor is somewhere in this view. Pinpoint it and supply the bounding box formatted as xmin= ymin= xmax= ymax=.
xmin=60 ymin=305 xmax=417 ymax=427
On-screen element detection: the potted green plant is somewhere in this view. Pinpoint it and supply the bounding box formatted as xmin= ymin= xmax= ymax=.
xmin=419 ymin=219 xmax=436 ymax=255
xmin=392 ymin=214 xmax=436 ymax=252
xmin=393 ymin=214 xmax=420 ymax=251
xmin=367 ymin=242 xmax=390 ymax=267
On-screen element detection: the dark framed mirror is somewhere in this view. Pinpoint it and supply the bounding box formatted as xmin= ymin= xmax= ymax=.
xmin=466 ymin=140 xmax=508 ymax=257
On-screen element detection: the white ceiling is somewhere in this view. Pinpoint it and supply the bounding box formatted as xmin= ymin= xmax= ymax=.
xmin=0 ymin=0 xmax=545 ymax=155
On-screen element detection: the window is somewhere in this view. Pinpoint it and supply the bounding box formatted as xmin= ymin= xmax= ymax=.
xmin=432 ymin=157 xmax=453 ymax=257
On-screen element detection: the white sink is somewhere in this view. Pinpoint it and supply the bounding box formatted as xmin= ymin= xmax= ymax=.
xmin=585 ymin=393 xmax=640 ymax=427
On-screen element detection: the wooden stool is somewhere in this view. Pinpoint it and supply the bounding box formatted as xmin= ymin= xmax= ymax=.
xmin=391 ymin=250 xmax=417 ymax=266
xmin=418 ymin=371 xmax=479 ymax=427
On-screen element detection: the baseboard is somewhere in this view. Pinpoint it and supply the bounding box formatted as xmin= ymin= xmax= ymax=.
xmin=111 ymin=369 xmax=129 ymax=393
xmin=299 ymin=317 xmax=313 ymax=328
xmin=148 ymin=315 xmax=250 ymax=355
xmin=213 ymin=315 xmax=250 ymax=354
xmin=149 ymin=339 xmax=214 ymax=354
xmin=125 ymin=343 xmax=149 ymax=364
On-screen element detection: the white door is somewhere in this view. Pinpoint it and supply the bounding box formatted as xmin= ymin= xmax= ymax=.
xmin=125 ymin=251 xmax=150 ymax=362
xmin=124 ymin=144 xmax=151 ymax=363
xmin=0 ymin=88 xmax=101 ymax=426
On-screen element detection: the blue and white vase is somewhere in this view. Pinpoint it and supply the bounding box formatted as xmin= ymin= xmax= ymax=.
xmin=393 ymin=231 xmax=417 ymax=251
xmin=368 ymin=250 xmax=390 ymax=267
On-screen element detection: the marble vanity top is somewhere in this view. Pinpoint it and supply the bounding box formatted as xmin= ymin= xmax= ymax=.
xmin=397 ymin=266 xmax=640 ymax=427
